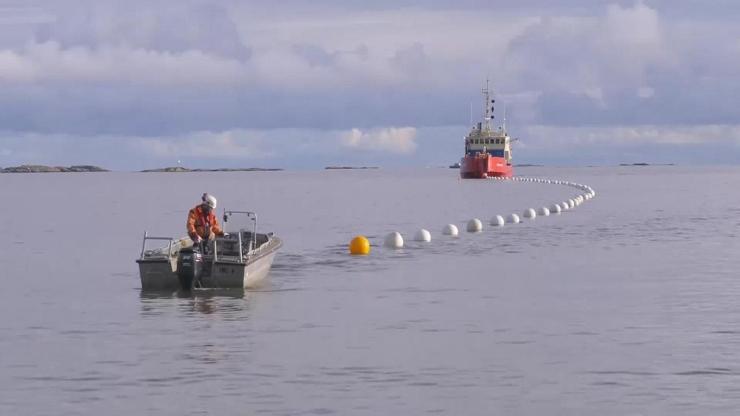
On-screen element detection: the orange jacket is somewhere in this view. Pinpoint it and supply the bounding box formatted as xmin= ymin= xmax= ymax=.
xmin=187 ymin=205 xmax=224 ymax=240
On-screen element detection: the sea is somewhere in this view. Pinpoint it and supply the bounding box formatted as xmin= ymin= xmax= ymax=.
xmin=1 ymin=165 xmax=740 ymax=415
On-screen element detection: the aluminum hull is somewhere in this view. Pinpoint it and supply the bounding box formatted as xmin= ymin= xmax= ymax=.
xmin=137 ymin=235 xmax=281 ymax=291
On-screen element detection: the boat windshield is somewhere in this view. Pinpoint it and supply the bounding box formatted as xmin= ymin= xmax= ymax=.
xmin=222 ymin=211 xmax=256 ymax=234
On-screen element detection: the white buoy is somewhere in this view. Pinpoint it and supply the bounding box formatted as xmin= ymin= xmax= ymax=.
xmin=568 ymin=199 xmax=575 ymax=209
xmin=490 ymin=215 xmax=505 ymax=227
xmin=442 ymin=224 xmax=459 ymax=236
xmin=538 ymin=207 xmax=550 ymax=216
xmin=507 ymin=213 xmax=521 ymax=224
xmin=523 ymin=208 xmax=537 ymax=219
xmin=384 ymin=232 xmax=404 ymax=249
xmin=466 ymin=218 xmax=483 ymax=233
xmin=561 ymin=201 xmax=570 ymax=211
xmin=550 ymin=203 xmax=562 ymax=214
xmin=414 ymin=229 xmax=431 ymax=242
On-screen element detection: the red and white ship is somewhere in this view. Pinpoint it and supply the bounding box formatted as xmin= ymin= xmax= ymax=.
xmin=460 ymin=81 xmax=513 ymax=179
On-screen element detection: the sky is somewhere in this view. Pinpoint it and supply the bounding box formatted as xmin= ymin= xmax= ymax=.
xmin=0 ymin=0 xmax=739 ymax=170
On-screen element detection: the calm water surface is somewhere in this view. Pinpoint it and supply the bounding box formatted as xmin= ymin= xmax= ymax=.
xmin=1 ymin=166 xmax=740 ymax=415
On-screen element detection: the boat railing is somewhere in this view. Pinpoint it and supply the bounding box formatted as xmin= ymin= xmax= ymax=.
xmin=217 ymin=210 xmax=258 ymax=263
xmin=213 ymin=232 xmax=274 ymax=263
xmin=139 ymin=231 xmax=176 ymax=260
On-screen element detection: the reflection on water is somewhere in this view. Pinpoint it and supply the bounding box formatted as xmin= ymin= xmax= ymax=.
xmin=140 ymin=289 xmax=248 ymax=317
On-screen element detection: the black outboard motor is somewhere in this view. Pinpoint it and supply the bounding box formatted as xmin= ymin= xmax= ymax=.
xmin=177 ymin=243 xmax=204 ymax=290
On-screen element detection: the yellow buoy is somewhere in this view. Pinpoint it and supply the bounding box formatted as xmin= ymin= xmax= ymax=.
xmin=349 ymin=236 xmax=371 ymax=255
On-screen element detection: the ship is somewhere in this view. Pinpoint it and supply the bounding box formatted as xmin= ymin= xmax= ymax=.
xmin=459 ymin=81 xmax=513 ymax=179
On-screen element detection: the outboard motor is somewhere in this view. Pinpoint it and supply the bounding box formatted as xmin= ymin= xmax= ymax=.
xmin=177 ymin=244 xmax=203 ymax=290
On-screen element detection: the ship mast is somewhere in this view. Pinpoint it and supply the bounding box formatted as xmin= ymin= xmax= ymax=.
xmin=482 ymin=79 xmax=494 ymax=132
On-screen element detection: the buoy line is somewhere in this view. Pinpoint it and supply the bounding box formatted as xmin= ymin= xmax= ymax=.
xmin=350 ymin=176 xmax=596 ymax=254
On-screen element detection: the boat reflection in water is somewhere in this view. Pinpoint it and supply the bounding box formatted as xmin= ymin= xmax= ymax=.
xmin=139 ymin=288 xmax=252 ymax=317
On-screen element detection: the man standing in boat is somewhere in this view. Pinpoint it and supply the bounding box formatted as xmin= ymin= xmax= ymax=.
xmin=186 ymin=193 xmax=225 ymax=244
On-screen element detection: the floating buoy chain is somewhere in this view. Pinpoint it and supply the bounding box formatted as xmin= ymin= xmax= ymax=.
xmin=349 ymin=176 xmax=596 ymax=254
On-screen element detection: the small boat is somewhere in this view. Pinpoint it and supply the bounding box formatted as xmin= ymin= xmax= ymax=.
xmin=136 ymin=210 xmax=282 ymax=291
xmin=460 ymin=80 xmax=514 ymax=179
xmin=449 ymin=162 xmax=461 ymax=169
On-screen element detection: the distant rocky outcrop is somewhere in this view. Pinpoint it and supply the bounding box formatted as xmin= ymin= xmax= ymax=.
xmin=1 ymin=165 xmax=109 ymax=173
xmin=141 ymin=166 xmax=283 ymax=173
xmin=141 ymin=166 xmax=191 ymax=173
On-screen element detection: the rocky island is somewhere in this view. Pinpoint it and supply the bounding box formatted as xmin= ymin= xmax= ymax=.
xmin=619 ymin=163 xmax=675 ymax=167
xmin=324 ymin=166 xmax=379 ymax=170
xmin=140 ymin=167 xmax=283 ymax=172
xmin=1 ymin=165 xmax=109 ymax=173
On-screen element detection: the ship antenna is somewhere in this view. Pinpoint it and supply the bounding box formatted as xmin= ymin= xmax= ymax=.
xmin=469 ymin=102 xmax=473 ymax=127
xmin=503 ymin=103 xmax=507 ymax=134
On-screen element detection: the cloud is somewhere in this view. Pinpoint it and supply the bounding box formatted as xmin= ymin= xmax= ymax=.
xmin=0 ymin=5 xmax=55 ymax=25
xmin=134 ymin=130 xmax=274 ymax=160
xmin=0 ymin=41 xmax=247 ymax=86
xmin=0 ymin=1 xmax=739 ymax=167
xmin=390 ymin=42 xmax=428 ymax=74
xmin=341 ymin=127 xmax=417 ymax=154
xmin=504 ymin=1 xmax=669 ymax=96
xmin=3 ymin=123 xmax=740 ymax=170
xmin=0 ymin=1 xmax=728 ymax=131
xmin=32 ymin=1 xmax=250 ymax=59
xmin=521 ymin=124 xmax=740 ymax=148
xmin=0 ymin=126 xmax=422 ymax=169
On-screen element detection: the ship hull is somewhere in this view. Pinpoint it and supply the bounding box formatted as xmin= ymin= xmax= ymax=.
xmin=460 ymin=155 xmax=513 ymax=179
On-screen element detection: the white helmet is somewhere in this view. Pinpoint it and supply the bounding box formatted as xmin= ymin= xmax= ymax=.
xmin=202 ymin=193 xmax=217 ymax=210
